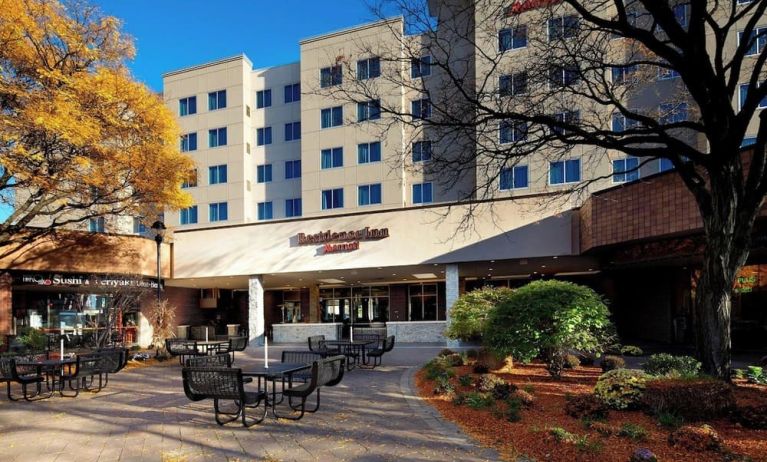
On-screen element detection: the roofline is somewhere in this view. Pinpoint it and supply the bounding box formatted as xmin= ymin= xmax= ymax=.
xmin=299 ymin=17 xmax=403 ymax=45
xmin=163 ymin=54 xmax=253 ymax=78
xmin=252 ymin=60 xmax=301 ymax=73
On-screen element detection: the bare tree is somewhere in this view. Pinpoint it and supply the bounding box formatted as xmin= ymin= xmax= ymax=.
xmin=320 ymin=0 xmax=767 ymax=379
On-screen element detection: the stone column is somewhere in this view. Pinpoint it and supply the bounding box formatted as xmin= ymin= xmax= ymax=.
xmin=0 ymin=273 xmax=12 ymax=339
xmin=445 ymin=264 xmax=460 ymax=348
xmin=248 ymin=275 xmax=265 ymax=347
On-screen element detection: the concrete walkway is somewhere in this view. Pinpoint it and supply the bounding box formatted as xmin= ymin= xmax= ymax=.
xmin=0 ymin=345 xmax=499 ymax=462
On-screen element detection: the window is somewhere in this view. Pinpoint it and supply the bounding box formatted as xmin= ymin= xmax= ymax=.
xmin=357 ymin=100 xmax=381 ymax=122
xmin=739 ymin=27 xmax=767 ymax=56
xmin=257 ymin=202 xmax=273 ymax=220
xmin=285 ymin=121 xmax=301 ymax=141
xmin=358 ymin=183 xmax=382 ymax=206
xmin=658 ymin=67 xmax=680 ymax=80
xmin=500 ymin=165 xmax=529 ymax=190
xmin=256 ymin=89 xmax=272 ymax=109
xmin=612 ymin=113 xmax=639 ymax=132
xmin=611 ymin=65 xmax=637 ymax=84
xmin=208 ymin=90 xmax=226 ymax=110
xmin=132 ymin=217 xmax=147 ymax=235
xmin=412 ymin=182 xmax=433 ymax=204
xmin=673 ymin=3 xmax=689 ymax=29
xmin=411 ymin=99 xmax=431 ymax=119
xmin=285 ymin=160 xmax=301 ymax=179
xmin=659 ymin=102 xmax=688 ymax=124
xmin=549 ymin=159 xmax=581 ymax=184
xmin=658 ymin=158 xmax=675 ymax=172
xmin=499 ymin=72 xmax=527 ymax=96
xmin=180 ymin=133 xmax=197 ymax=152
xmin=413 ymin=141 xmax=432 ymax=162
xmin=321 ymin=147 xmax=343 ymax=169
xmin=320 ymin=65 xmax=343 ymax=88
xmin=499 ymin=26 xmax=527 ymax=51
xmin=613 ymin=157 xmax=640 ymax=183
xmin=321 ymin=188 xmax=344 ymax=210
xmin=257 ymin=127 xmax=272 ymax=146
xmin=181 ymin=169 xmax=197 ymax=189
xmin=411 ymin=56 xmax=432 ymax=78
xmin=88 ymin=217 xmax=105 ymax=233
xmin=357 ymin=57 xmax=381 ymax=80
xmin=209 ymin=202 xmax=228 ymax=222
xmin=409 ymin=284 xmax=439 ymax=321
xmin=500 ymin=120 xmax=527 ymax=143
xmin=180 ymin=206 xmax=198 ymax=225
xmin=742 ymin=137 xmax=757 ymax=148
xmin=358 ymin=142 xmax=382 ymax=164
xmin=208 ymin=127 xmax=227 ymax=147
xmin=549 ymin=64 xmax=580 ymax=87
xmin=739 ymin=83 xmax=767 ymax=110
xmin=285 ymin=198 xmax=302 ymax=217
xmin=737 ymin=0 xmax=753 ymax=4
xmin=208 ymin=164 xmax=228 ymax=185
xmin=321 ymin=106 xmax=343 ymax=128
xmin=552 ymin=110 xmax=580 ymax=135
xmin=548 ymin=15 xmax=580 ymax=41
xmin=179 ymin=96 xmax=197 ymax=116
xmin=284 ymin=83 xmax=301 ymax=103
xmin=257 ymin=164 xmax=272 ymax=183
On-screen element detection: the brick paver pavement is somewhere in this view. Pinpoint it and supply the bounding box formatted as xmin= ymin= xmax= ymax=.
xmin=0 ymin=345 xmax=499 ymax=462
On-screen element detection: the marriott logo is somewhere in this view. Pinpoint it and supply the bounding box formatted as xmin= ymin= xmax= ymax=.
xmin=296 ymin=227 xmax=389 ymax=245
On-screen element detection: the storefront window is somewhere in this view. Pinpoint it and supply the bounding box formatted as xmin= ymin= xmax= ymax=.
xmin=409 ymin=283 xmax=439 ymax=321
xmin=320 ymin=286 xmax=389 ymax=323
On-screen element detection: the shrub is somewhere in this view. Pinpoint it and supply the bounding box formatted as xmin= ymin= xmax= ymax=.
xmin=549 ymin=427 xmax=576 ymax=443
xmin=15 ymin=327 xmax=47 ymax=352
xmin=433 ymin=375 xmax=455 ymax=395
xmin=491 ymin=382 xmax=515 ymax=400
xmin=565 ymin=394 xmax=610 ymax=420
xmin=618 ymin=423 xmax=648 ymax=441
xmin=452 ymin=392 xmax=467 ymax=405
xmin=731 ymin=368 xmax=747 ymax=380
xmin=465 ymin=349 xmax=479 ymax=360
xmin=424 ymin=357 xmax=455 ymax=380
xmin=513 ymin=389 xmax=535 ymax=407
xmin=458 ymin=374 xmax=473 ymax=387
xmin=641 ymin=377 xmax=735 ymax=421
xmin=594 ymin=369 xmax=649 ymax=410
xmin=444 ymin=353 xmax=464 ymax=367
xmin=600 ymin=355 xmax=625 ymax=372
xmin=621 ymin=345 xmax=644 ymax=356
xmin=657 ymin=411 xmax=685 ymax=430
xmin=746 ymin=366 xmax=767 ymax=384
xmin=465 ymin=392 xmax=494 ymax=409
xmin=576 ymin=351 xmax=596 ymax=366
xmin=668 ymin=424 xmax=723 ymax=452
xmin=589 ymin=422 xmax=617 ymax=436
xmin=630 ymin=448 xmax=659 ymax=462
xmin=735 ymin=404 xmax=767 ymax=429
xmin=438 ymin=348 xmax=455 ymax=357
xmin=504 ymin=396 xmax=523 ymax=422
xmin=484 ymin=280 xmax=614 ymax=378
xmin=476 ymin=373 xmax=506 ymax=392
xmin=523 ymin=384 xmax=536 ymax=394
xmin=642 ymin=353 xmax=701 ymax=378
xmin=445 ymin=286 xmax=515 ymax=341
xmin=605 ymin=343 xmax=623 ymax=355
xmin=473 ymin=363 xmax=489 ymax=374
xmin=563 ymin=354 xmax=581 ymax=369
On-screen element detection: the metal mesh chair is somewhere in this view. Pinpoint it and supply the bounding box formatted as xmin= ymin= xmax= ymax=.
xmin=225 ymin=336 xmax=249 ymax=364
xmin=0 ymin=357 xmax=51 ymax=401
xmin=166 ymin=339 xmax=204 ymax=366
xmin=307 ymin=335 xmax=339 ymax=355
xmin=186 ymin=353 xmax=231 ymax=368
xmin=275 ymin=355 xmax=345 ymax=420
xmin=95 ymin=348 xmax=128 ymax=387
xmin=280 ymin=351 xmax=325 ymax=382
xmin=364 ymin=335 xmax=395 ymax=368
xmin=181 ymin=367 xmax=267 ymax=427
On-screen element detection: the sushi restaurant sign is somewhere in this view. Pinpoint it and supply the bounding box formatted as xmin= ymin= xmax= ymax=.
xmin=17 ymin=273 xmax=160 ymax=289
xmin=296 ymin=227 xmax=390 ymax=254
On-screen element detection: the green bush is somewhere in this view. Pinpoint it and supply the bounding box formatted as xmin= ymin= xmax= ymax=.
xmin=564 ymin=394 xmax=610 ymax=420
xmin=594 ymin=369 xmax=649 ymax=410
xmin=642 ymin=353 xmax=701 ymax=378
xmin=444 ymin=353 xmax=464 ymax=367
xmin=746 ymin=366 xmax=766 ymax=384
xmin=618 ymin=423 xmax=648 ymax=441
xmin=641 ymin=377 xmax=735 ymax=421
xmin=504 ymin=396 xmax=523 ymax=422
xmin=458 ymin=374 xmax=473 ymax=387
xmin=15 ymin=327 xmax=47 ymax=352
xmin=445 ymin=286 xmax=515 ymax=341
xmin=621 ymin=345 xmax=644 ymax=356
xmin=657 ymin=411 xmax=685 ymax=430
xmin=484 ymin=280 xmax=614 ymax=377
xmin=433 ymin=375 xmax=455 ymax=395
xmin=549 ymin=426 xmax=577 ymax=443
xmin=424 ymin=357 xmax=455 ymax=380
xmin=465 ymin=392 xmax=494 ymax=409
xmin=600 ymin=355 xmax=625 ymax=372
xmin=438 ymin=348 xmax=455 ymax=357
xmin=563 ymin=354 xmax=581 ymax=369
xmin=476 ymin=373 xmax=507 ymax=392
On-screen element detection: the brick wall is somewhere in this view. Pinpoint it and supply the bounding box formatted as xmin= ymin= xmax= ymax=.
xmin=0 ymin=273 xmax=11 ymax=337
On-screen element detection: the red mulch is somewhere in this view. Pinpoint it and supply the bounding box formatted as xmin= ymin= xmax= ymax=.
xmin=415 ymin=361 xmax=767 ymax=462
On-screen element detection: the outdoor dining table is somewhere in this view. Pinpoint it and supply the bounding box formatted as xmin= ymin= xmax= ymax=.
xmin=243 ymin=362 xmax=310 ymax=416
xmin=323 ymin=340 xmax=377 ymax=369
xmin=15 ymin=357 xmax=77 ymax=390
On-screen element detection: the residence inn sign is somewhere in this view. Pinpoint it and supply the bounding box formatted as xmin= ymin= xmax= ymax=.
xmin=296 ymin=227 xmax=390 ymax=254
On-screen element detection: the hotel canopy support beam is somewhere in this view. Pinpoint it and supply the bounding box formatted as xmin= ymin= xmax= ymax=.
xmin=248 ymin=275 xmax=265 ymax=347
xmin=445 ymin=264 xmax=460 ymax=348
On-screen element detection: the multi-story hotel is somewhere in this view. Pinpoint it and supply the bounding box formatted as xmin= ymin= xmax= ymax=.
xmin=1 ymin=0 xmax=765 ymax=350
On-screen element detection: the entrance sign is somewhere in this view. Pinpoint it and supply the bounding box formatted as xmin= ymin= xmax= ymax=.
xmin=296 ymin=227 xmax=389 ymax=254
xmin=17 ymin=273 xmax=160 ymax=289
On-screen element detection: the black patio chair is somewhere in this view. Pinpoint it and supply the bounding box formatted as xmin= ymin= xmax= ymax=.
xmin=181 ymin=367 xmax=267 ymax=427
xmin=0 ymin=357 xmax=51 ymax=401
xmin=185 ymin=353 xmax=231 ymax=368
xmin=95 ymin=347 xmax=128 ymax=387
xmin=221 ymin=336 xmax=248 ymax=364
xmin=166 ymin=339 xmax=204 ymax=366
xmin=274 ymin=355 xmax=345 ymax=420
xmin=307 ymin=335 xmax=339 ymax=355
xmin=280 ymin=350 xmax=325 ymax=382
xmin=58 ymin=353 xmax=105 ymax=396
xmin=364 ymin=335 xmax=395 ymax=369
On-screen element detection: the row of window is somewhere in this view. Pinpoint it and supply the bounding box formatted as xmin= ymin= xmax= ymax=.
xmin=255 ymin=83 xmax=301 ymax=110
xmin=319 ymin=56 xmax=431 ymax=89
xmin=179 ymin=90 xmax=227 ymax=117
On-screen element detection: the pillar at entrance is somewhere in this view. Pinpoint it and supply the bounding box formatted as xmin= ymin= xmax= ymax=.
xmin=445 ymin=264 xmax=460 ymax=348
xmin=0 ymin=273 xmax=11 ymax=338
xmin=248 ymin=275 xmax=265 ymax=347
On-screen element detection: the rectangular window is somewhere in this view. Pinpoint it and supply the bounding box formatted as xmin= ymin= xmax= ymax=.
xmin=499 ymin=120 xmax=527 ymax=143
xmin=208 ymin=164 xmax=227 ymax=185
xmin=739 ymin=27 xmax=767 ymax=56
xmin=88 ymin=217 xmax=105 ymax=233
xmin=412 ymin=182 xmax=433 ymax=204
xmin=180 ymin=206 xmax=198 ymax=225
xmin=256 ymin=89 xmax=272 ymax=109
xmin=411 ymin=99 xmax=431 ymax=119
xmin=321 ymin=147 xmax=343 ymax=169
xmin=499 ymin=72 xmax=527 ymax=96
xmin=413 ymin=141 xmax=432 ymax=162
xmin=411 ymin=56 xmax=432 ymax=78
xmin=358 ymin=142 xmax=382 ymax=164
xmin=208 ymin=90 xmax=226 ymax=110
xmin=549 ymin=64 xmax=580 ymax=87
xmin=208 ymin=127 xmax=227 ymax=147
xmin=284 ymin=121 xmax=301 ymax=141
xmin=409 ymin=284 xmax=439 ymax=321
xmin=256 ymin=164 xmax=272 ymax=183
xmin=321 ymin=188 xmax=344 ymax=210
xmin=358 ymin=183 xmax=382 ymax=206
xmin=209 ymin=202 xmax=228 ymax=222
xmin=499 ymin=26 xmax=527 ymax=51
xmin=659 ymin=102 xmax=688 ymax=124
xmin=285 ymin=159 xmax=301 ymax=179
xmin=658 ymin=67 xmax=681 ymax=80
xmin=549 ymin=159 xmax=581 ymax=184
xmin=548 ymin=15 xmax=580 ymax=41
xmin=284 ymin=83 xmax=301 ymax=103
xmin=611 ymin=65 xmax=637 ymax=84
xmin=181 ymin=169 xmax=197 ymax=189
xmin=257 ymin=127 xmax=272 ymax=146
xmin=499 ymin=165 xmax=529 ymax=190
xmin=357 ymin=100 xmax=381 ymax=122
xmin=320 ymin=65 xmax=343 ymax=88
xmin=613 ymin=157 xmax=640 ymax=183
xmin=612 ymin=112 xmax=639 ymax=132
xmin=552 ymin=110 xmax=580 ymax=135
xmin=285 ymin=198 xmax=302 ymax=217
xmin=321 ymin=106 xmax=343 ymax=128
xmin=658 ymin=158 xmax=675 ymax=172
xmin=179 ymin=96 xmax=197 ymax=116
xmin=739 ymin=83 xmax=767 ymax=110
xmin=257 ymin=201 xmax=273 ymax=220
xmin=180 ymin=133 xmax=197 ymax=152
xmin=673 ymin=3 xmax=689 ymax=29
xmin=133 ymin=217 xmax=147 ymax=235
xmin=357 ymin=57 xmax=381 ymax=80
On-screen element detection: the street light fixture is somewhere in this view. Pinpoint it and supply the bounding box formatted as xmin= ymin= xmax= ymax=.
xmin=150 ymin=220 xmax=166 ymax=305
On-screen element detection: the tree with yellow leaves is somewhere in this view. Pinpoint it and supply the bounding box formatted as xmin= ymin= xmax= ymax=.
xmin=0 ymin=0 xmax=194 ymax=247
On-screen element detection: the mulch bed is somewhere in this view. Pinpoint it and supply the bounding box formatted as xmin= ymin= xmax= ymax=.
xmin=415 ymin=361 xmax=767 ymax=462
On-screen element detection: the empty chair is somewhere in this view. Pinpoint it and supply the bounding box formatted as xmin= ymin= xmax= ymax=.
xmin=166 ymin=339 xmax=204 ymax=366
xmin=185 ymin=353 xmax=231 ymax=368
xmin=364 ymin=335 xmax=395 ymax=368
xmin=280 ymin=350 xmax=325 ymax=382
xmin=0 ymin=357 xmax=50 ymax=401
xmin=182 ymin=367 xmax=267 ymax=427
xmin=274 ymin=355 xmax=345 ymax=420
xmin=225 ymin=336 xmax=249 ymax=364
xmin=95 ymin=348 xmax=128 ymax=387
xmin=307 ymin=335 xmax=338 ymax=355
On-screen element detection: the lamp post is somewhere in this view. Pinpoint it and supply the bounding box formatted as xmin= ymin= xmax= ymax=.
xmin=150 ymin=220 xmax=166 ymax=305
